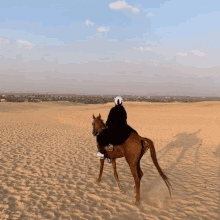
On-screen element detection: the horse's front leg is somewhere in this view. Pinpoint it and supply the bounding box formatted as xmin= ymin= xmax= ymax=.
xmin=96 ymin=158 xmax=105 ymax=183
xmin=112 ymin=159 xmax=125 ymax=194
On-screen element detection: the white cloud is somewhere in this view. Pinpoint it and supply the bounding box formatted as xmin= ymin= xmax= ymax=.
xmin=176 ymin=52 xmax=187 ymax=57
xmin=147 ymin=12 xmax=154 ymax=16
xmin=109 ymin=1 xmax=139 ymax=14
xmin=109 ymin=1 xmax=129 ymax=10
xmin=85 ymin=20 xmax=94 ymax=26
xmin=132 ymin=8 xmax=139 ymax=13
xmin=16 ymin=39 xmax=35 ymax=49
xmin=133 ymin=46 xmax=151 ymax=51
xmin=97 ymin=27 xmax=110 ymax=33
xmin=190 ymin=50 xmax=206 ymax=57
xmin=0 ymin=38 xmax=10 ymax=45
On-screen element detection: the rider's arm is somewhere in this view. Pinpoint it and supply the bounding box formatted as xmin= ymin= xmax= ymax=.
xmin=106 ymin=108 xmax=115 ymax=127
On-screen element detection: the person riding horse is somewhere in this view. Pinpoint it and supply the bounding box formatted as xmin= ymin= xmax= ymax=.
xmin=96 ymin=96 xmax=137 ymax=159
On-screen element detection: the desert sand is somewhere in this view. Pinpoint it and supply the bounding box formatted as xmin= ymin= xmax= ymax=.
xmin=0 ymin=101 xmax=219 ymax=220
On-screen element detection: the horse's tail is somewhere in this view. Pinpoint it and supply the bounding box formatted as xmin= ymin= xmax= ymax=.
xmin=141 ymin=138 xmax=173 ymax=197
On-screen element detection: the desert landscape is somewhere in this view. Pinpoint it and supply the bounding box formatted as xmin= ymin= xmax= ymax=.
xmin=0 ymin=100 xmax=219 ymax=220
xmin=1 ymin=0 xmax=220 ymax=219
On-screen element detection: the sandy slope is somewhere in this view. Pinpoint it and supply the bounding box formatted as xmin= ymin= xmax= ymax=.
xmin=0 ymin=101 xmax=219 ymax=220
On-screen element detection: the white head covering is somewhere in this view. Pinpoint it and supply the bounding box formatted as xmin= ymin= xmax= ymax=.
xmin=115 ymin=96 xmax=123 ymax=105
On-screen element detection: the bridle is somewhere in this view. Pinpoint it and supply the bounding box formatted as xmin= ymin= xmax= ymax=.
xmin=92 ymin=117 xmax=107 ymax=136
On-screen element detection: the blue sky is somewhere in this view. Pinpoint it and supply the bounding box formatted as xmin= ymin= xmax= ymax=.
xmin=1 ymin=0 xmax=219 ymax=44
xmin=0 ymin=0 xmax=220 ymax=95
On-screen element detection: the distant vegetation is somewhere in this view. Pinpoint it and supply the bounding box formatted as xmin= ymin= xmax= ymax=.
xmin=0 ymin=94 xmax=220 ymax=103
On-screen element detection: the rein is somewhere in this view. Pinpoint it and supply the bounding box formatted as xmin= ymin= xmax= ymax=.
xmin=93 ymin=118 xmax=107 ymax=136
xmin=94 ymin=126 xmax=106 ymax=136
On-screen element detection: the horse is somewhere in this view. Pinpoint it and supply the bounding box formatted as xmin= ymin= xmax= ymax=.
xmin=92 ymin=114 xmax=173 ymax=205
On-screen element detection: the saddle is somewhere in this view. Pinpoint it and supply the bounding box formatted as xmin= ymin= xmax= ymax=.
xmin=104 ymin=144 xmax=114 ymax=163
xmin=104 ymin=144 xmax=114 ymax=151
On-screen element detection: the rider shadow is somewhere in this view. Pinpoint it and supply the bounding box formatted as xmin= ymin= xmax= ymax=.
xmin=158 ymin=129 xmax=202 ymax=170
xmin=139 ymin=129 xmax=203 ymax=210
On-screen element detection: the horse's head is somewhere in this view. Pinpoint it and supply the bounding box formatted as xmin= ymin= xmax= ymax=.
xmin=92 ymin=114 xmax=106 ymax=136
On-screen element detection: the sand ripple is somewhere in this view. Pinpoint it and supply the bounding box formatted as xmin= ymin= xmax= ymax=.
xmin=0 ymin=101 xmax=219 ymax=219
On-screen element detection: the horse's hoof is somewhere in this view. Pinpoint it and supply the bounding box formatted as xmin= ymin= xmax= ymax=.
xmin=135 ymin=201 xmax=140 ymax=206
xmin=120 ymin=189 xmax=125 ymax=194
xmin=95 ymin=179 xmax=101 ymax=184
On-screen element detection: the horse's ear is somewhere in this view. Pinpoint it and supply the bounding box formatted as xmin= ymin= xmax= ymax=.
xmin=93 ymin=114 xmax=95 ymax=119
xmin=98 ymin=113 xmax=101 ymax=118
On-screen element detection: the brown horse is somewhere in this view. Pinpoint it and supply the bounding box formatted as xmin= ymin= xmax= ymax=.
xmin=92 ymin=114 xmax=172 ymax=205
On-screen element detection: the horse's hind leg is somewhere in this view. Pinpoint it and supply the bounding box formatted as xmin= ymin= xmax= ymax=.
xmin=134 ymin=138 xmax=150 ymax=190
xmin=125 ymin=156 xmax=141 ymax=205
xmin=112 ymin=159 xmax=125 ymax=194
xmin=96 ymin=159 xmax=105 ymax=183
xmin=136 ymin=138 xmax=150 ymax=181
xmin=134 ymin=161 xmax=143 ymax=193
xmin=129 ymin=164 xmax=140 ymax=205
xmin=137 ymin=147 xmax=145 ymax=180
xmin=136 ymin=161 xmax=143 ymax=180
xmin=134 ymin=144 xmax=145 ymax=191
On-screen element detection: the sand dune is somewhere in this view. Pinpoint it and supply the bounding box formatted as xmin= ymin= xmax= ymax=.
xmin=0 ymin=101 xmax=219 ymax=219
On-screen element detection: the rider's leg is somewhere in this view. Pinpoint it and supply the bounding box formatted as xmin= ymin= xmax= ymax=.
xmin=96 ymin=145 xmax=105 ymax=159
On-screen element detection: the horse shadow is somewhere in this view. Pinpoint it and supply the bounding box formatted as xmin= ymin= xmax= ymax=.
xmin=139 ymin=129 xmax=203 ymax=209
